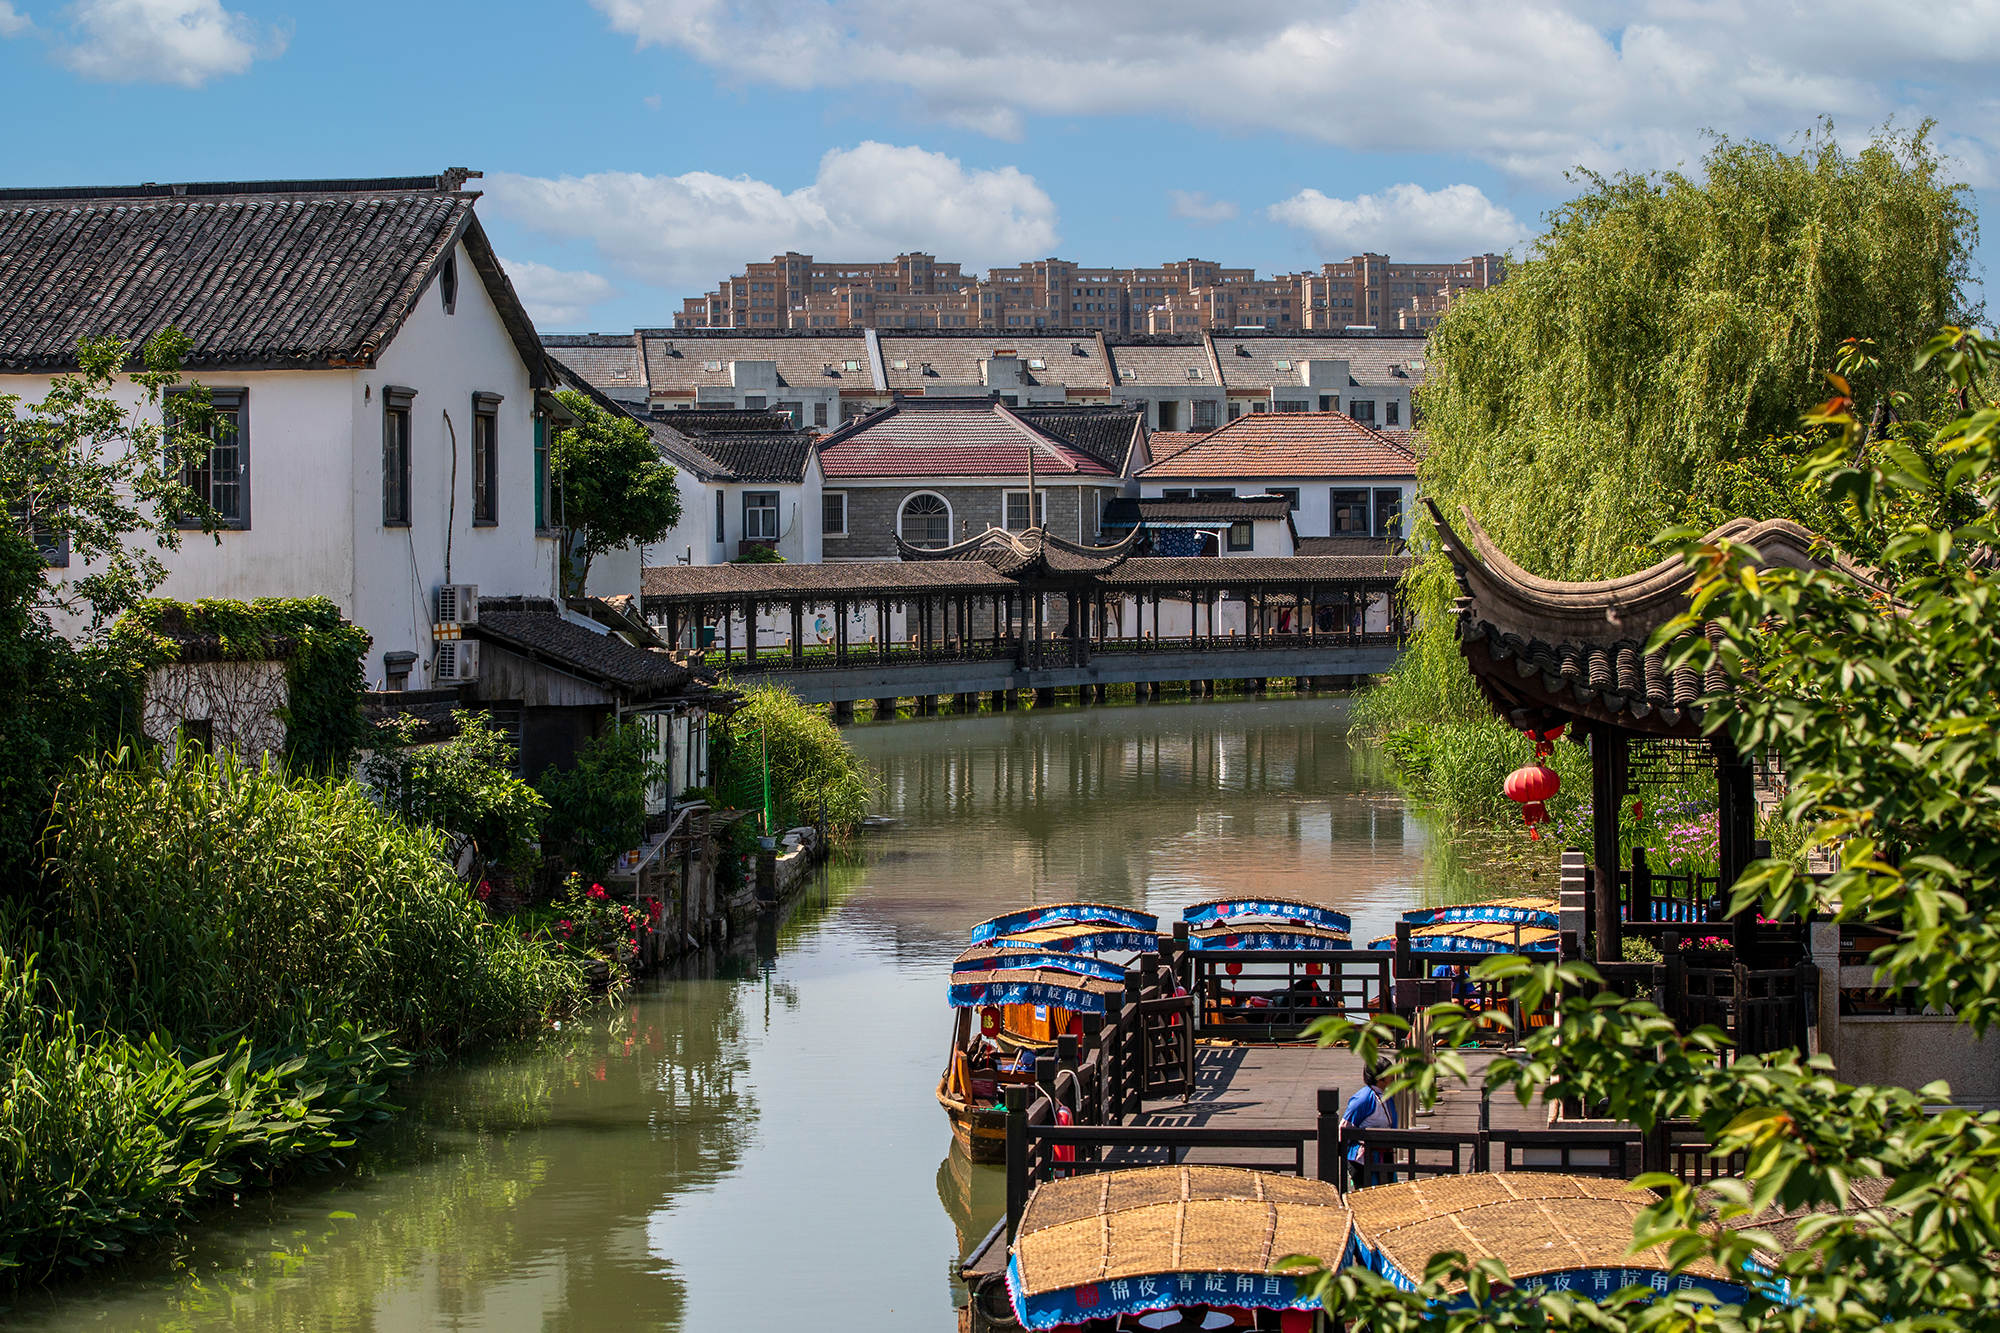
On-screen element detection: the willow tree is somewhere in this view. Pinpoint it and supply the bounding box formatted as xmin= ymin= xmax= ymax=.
xmin=1363 ymin=123 xmax=1977 ymax=757
xmin=1418 ymin=121 xmax=1975 ymax=583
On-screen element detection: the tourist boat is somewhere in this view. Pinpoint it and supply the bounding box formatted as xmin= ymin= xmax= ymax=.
xmin=938 ymin=902 xmax=1160 ymax=1163
xmin=1345 ymin=1172 xmax=1757 ymax=1306
xmin=1366 ymin=896 xmax=1561 ymax=955
xmin=988 ymin=1164 xmax=1349 ymax=1331
xmin=1183 ymin=896 xmax=1352 ymax=1026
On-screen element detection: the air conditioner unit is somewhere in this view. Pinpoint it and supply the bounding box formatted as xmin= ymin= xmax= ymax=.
xmin=434 ymin=583 xmax=479 ymax=629
xmin=434 ymin=640 xmax=480 ymax=682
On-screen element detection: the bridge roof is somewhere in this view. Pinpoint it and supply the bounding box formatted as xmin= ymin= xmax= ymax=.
xmin=640 ymin=560 xmax=1013 ymax=604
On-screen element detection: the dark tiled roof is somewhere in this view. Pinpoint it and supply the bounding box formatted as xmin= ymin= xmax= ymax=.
xmin=641 ymin=561 xmax=1013 ymax=604
xmin=665 ymin=408 xmax=798 ymax=433
xmin=878 ymin=334 xmax=1110 ymax=390
xmin=1430 ymin=501 xmax=1847 ymax=736
xmin=1012 ymin=405 xmax=1144 ymax=474
xmin=1101 ymin=554 xmax=1413 ymax=586
xmin=471 ymin=597 xmax=694 ymax=696
xmin=0 ymin=175 xmax=542 ymax=374
xmin=1136 ymin=412 xmax=1417 ymax=479
xmin=818 ymin=400 xmax=1116 ymax=478
xmin=1211 ymin=333 xmax=1429 ymax=389
xmin=639 ymin=330 xmax=872 ymax=392
xmin=684 ymin=431 xmax=815 ymax=483
xmin=1104 ymin=495 xmax=1293 ymax=525
xmin=543 ymin=334 xmax=644 ymax=392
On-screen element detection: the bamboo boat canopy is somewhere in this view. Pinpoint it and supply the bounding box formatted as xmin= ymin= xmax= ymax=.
xmin=947 ymin=968 xmax=1126 ymax=1015
xmin=1367 ymin=921 xmax=1561 ymax=954
xmin=1401 ymin=898 xmax=1558 ymax=928
xmin=1346 ymin=1173 xmax=1753 ymax=1305
xmin=1181 ymin=897 xmax=1352 ymax=934
xmin=987 ymin=922 xmax=1163 ymax=954
xmin=970 ymin=902 xmax=1160 ymax=945
xmin=1189 ymin=924 xmax=1353 ymax=952
xmin=1008 ymin=1166 xmax=1349 ymax=1330
xmin=953 ymin=945 xmax=1129 ymax=982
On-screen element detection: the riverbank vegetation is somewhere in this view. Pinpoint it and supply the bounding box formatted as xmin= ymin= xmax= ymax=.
xmin=0 ymin=338 xmax=587 ymax=1288
xmin=1357 ymin=122 xmax=1981 ymax=832
xmin=715 ymin=682 xmax=875 ymax=835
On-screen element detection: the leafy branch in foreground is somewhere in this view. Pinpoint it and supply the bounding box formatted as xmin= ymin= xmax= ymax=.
xmin=1284 ymin=329 xmax=2000 ymax=1331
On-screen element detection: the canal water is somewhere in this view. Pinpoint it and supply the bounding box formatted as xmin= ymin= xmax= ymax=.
xmin=12 ymin=694 xmax=1509 ymax=1333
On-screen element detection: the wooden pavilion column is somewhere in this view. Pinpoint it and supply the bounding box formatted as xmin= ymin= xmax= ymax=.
xmin=1592 ymin=726 xmax=1629 ymax=963
xmin=1716 ymin=741 xmax=1758 ymax=962
xmin=835 ymin=597 xmax=848 ymax=665
xmin=791 ymin=599 xmax=804 ymax=667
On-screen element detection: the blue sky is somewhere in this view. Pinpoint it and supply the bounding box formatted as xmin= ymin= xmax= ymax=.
xmin=1 ymin=0 xmax=1992 ymax=331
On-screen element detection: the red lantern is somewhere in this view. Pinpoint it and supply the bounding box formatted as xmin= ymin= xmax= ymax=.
xmin=979 ymin=1006 xmax=1001 ymax=1038
xmin=1225 ymin=960 xmax=1243 ymax=977
xmin=1504 ymin=762 xmax=1561 ymax=839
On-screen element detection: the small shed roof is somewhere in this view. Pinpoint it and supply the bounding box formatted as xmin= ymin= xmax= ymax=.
xmin=1100 ymin=554 xmax=1412 ymax=587
xmin=470 ymin=597 xmax=697 ymax=697
xmin=1136 ymin=412 xmax=1416 ymax=480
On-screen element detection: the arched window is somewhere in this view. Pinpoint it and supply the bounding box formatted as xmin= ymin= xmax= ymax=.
xmin=899 ymin=492 xmax=951 ymax=549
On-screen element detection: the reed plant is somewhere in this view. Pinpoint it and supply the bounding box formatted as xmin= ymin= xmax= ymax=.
xmin=718 ymin=682 xmax=875 ymax=835
xmin=31 ymin=749 xmax=585 ymax=1050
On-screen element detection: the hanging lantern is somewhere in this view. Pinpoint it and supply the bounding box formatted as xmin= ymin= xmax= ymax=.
xmin=979 ymin=1006 xmax=1001 ymax=1038
xmin=1504 ymin=761 xmax=1561 ymax=839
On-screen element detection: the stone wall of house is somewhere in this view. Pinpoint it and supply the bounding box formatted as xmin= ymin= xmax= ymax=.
xmin=826 ymin=482 xmax=1121 ymax=559
xmin=143 ymin=660 xmax=290 ymax=764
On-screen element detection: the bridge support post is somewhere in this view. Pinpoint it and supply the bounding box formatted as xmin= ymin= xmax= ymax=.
xmin=992 ymin=689 xmax=1011 ymax=710
xmin=918 ymin=695 xmax=936 ymax=715
xmin=1251 ymin=677 xmax=1267 ymax=694
xmin=1034 ymin=687 xmax=1055 ymax=708
xmin=1093 ymin=683 xmax=1108 ymax=703
xmin=956 ymin=692 xmax=976 ymax=712
xmin=832 ymin=699 xmax=854 ymax=723
xmin=873 ymin=697 xmax=899 ymax=720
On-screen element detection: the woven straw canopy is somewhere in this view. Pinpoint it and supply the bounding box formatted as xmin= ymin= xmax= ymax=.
xmin=1190 ymin=924 xmax=1351 ymax=948
xmin=1013 ymin=1166 xmax=1350 ymax=1297
xmin=1347 ymin=1174 xmax=1731 ymax=1288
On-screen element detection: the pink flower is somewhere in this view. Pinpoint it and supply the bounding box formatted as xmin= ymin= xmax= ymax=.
xmin=588 ymin=884 xmax=608 ymax=900
xmin=475 ymin=881 xmax=493 ymax=902
xmin=559 ymin=919 xmax=573 ymax=935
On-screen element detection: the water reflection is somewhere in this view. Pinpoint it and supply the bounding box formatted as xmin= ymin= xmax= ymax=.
xmin=11 ymin=695 xmax=1510 ymax=1333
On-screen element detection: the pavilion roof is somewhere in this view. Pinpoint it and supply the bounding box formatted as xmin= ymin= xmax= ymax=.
xmin=895 ymin=524 xmax=1140 ymax=578
xmin=1429 ymin=499 xmax=1844 ymax=738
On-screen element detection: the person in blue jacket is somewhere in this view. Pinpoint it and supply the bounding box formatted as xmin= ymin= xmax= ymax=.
xmin=1342 ymin=1061 xmax=1397 ymax=1190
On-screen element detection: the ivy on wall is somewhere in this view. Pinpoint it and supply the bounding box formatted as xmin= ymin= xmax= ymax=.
xmin=113 ymin=597 xmax=375 ymax=772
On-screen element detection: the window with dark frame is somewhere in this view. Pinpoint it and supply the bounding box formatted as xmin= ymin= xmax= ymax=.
xmin=1330 ymin=488 xmax=1370 ymax=534
xmin=440 ymin=252 xmax=459 ymax=314
xmin=171 ymin=388 xmax=248 ymax=529
xmin=813 ymin=401 xmax=829 ymax=427
xmin=1373 ymin=488 xmax=1404 ymax=538
xmin=1226 ymin=520 xmax=1255 ymax=551
xmin=822 ymin=491 xmax=846 ymax=536
xmin=1349 ymin=399 xmax=1376 ymax=423
xmin=1386 ymin=400 xmax=1401 ymax=426
xmin=900 ymin=493 xmax=950 ymax=548
xmin=383 ymin=387 xmax=416 ymax=526
xmin=743 ymin=491 xmax=779 ymax=540
xmin=715 ymin=489 xmax=725 ymax=543
xmin=472 ymin=393 xmax=502 ymax=525
xmin=1267 ymin=488 xmax=1300 ymax=510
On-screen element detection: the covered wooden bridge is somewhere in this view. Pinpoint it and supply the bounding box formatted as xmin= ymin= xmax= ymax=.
xmin=639 ymin=527 xmax=1413 ymax=706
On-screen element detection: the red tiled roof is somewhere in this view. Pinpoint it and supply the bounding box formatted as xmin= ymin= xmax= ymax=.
xmin=1135 ymin=412 xmax=1416 ymax=479
xmin=1146 ymin=431 xmax=1209 ymax=462
xmin=818 ymin=401 xmax=1116 ymax=478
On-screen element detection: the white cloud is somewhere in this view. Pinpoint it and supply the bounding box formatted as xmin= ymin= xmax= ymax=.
xmin=0 ymin=3 xmax=34 ymax=36
xmin=52 ymin=0 xmax=285 ymax=88
xmin=1166 ymin=190 xmax=1238 ymax=224
xmin=1269 ymin=183 xmax=1530 ymax=260
xmin=499 ymin=258 xmax=620 ymax=329
xmin=487 ymin=141 xmax=1059 ymax=292
xmin=588 ymin=0 xmax=2000 ymax=186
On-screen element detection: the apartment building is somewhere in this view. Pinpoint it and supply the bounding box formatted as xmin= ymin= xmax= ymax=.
xmin=672 ymin=251 xmax=1500 ymax=335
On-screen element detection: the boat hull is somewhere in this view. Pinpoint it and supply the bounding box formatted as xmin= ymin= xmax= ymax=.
xmin=937 ymin=1075 xmax=1009 ymax=1164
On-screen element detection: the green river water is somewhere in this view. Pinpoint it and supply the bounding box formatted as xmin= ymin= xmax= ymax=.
xmin=9 ymin=694 xmax=1514 ymax=1333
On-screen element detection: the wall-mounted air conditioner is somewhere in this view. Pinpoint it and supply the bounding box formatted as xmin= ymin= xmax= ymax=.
xmin=434 ymin=640 xmax=480 ymax=682
xmin=434 ymin=584 xmax=479 ymax=634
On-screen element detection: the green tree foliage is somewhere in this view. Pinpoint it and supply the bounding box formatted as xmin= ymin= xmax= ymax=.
xmin=1360 ymin=124 xmax=1978 ymax=813
xmin=1420 ymin=122 xmax=1973 ymax=583
xmin=363 ymin=709 xmax=548 ymax=870
xmin=715 ymin=683 xmax=874 ymax=835
xmin=1297 ymin=331 xmax=2000 ymax=1331
xmin=550 ymin=389 xmax=681 ymax=594
xmin=536 ymin=721 xmax=658 ymax=877
xmin=0 ymin=330 xmax=221 ymax=630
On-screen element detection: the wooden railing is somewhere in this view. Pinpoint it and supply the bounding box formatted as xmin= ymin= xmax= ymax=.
xmin=1188 ymin=951 xmax=1391 ymax=1040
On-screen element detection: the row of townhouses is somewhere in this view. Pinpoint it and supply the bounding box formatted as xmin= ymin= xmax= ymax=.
xmin=1 ymin=169 xmax=1427 ymax=774
xmin=672 ymin=250 xmax=1505 ymax=334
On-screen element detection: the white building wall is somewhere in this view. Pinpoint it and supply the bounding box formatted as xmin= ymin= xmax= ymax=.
xmin=1138 ymin=475 xmax=1417 ymax=539
xmin=22 ymin=237 xmax=557 ymax=688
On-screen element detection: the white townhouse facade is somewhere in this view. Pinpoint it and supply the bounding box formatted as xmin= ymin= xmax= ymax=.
xmin=0 ymin=170 xmax=573 ymax=691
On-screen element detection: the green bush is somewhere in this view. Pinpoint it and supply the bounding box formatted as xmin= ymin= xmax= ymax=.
xmin=0 ymin=951 xmax=402 ymax=1284
xmin=716 ymin=683 xmax=874 ymax=835
xmin=536 ymin=722 xmax=658 ymax=879
xmin=363 ymin=710 xmax=548 ymax=870
xmin=1378 ymin=717 xmax=1591 ymax=829
xmin=34 ymin=750 xmax=583 ymax=1051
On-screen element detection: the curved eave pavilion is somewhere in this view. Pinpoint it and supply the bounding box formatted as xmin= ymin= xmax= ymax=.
xmin=1427 ymin=500 xmax=1838 ymax=964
